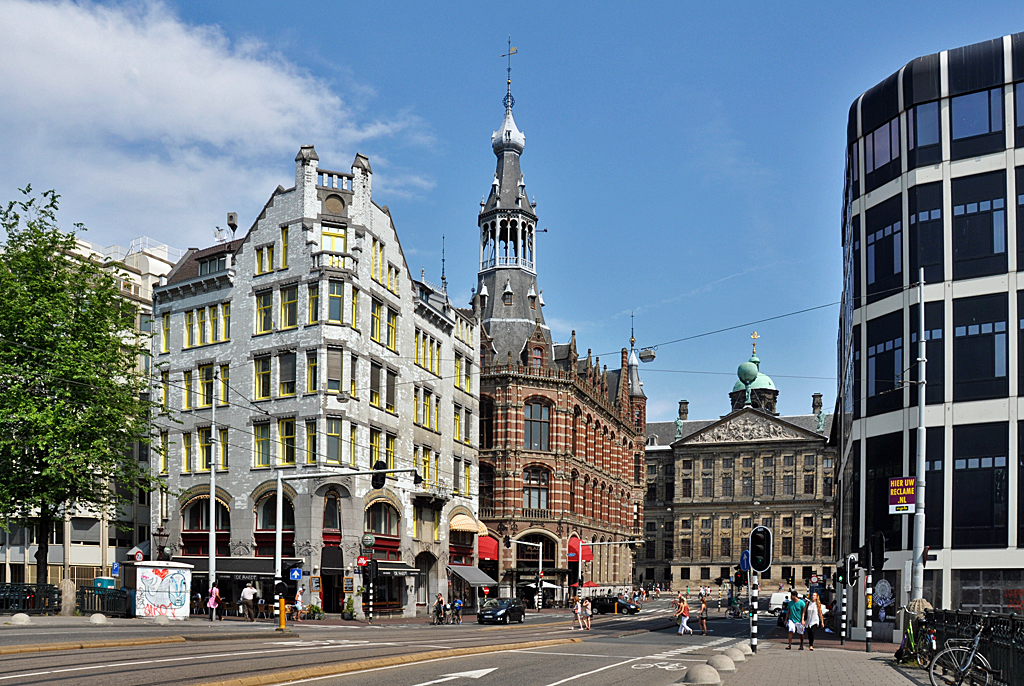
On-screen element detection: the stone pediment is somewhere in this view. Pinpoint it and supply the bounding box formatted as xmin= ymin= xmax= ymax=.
xmin=680 ymin=409 xmax=820 ymax=445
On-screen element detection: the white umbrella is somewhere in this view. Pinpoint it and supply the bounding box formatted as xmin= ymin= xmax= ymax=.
xmin=522 ymin=581 xmax=559 ymax=589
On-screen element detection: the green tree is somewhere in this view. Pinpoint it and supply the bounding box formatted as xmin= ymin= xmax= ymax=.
xmin=0 ymin=187 xmax=154 ymax=585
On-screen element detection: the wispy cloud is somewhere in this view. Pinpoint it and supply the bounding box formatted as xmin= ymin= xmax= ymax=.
xmin=0 ymin=0 xmax=436 ymax=247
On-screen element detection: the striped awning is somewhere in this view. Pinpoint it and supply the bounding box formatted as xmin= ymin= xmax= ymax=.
xmin=477 ymin=520 xmax=488 ymax=536
xmin=449 ymin=513 xmax=479 ymax=533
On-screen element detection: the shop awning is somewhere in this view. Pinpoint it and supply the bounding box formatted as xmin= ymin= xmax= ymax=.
xmin=374 ymin=561 xmax=418 ymax=577
xmin=320 ymin=546 xmax=345 ymax=574
xmin=447 ymin=565 xmax=496 ymax=587
xmin=449 ymin=514 xmax=480 ymax=533
xmin=567 ymin=538 xmax=593 ymax=562
xmin=477 ymin=520 xmax=489 ymax=536
xmin=478 ymin=536 xmax=499 ymax=561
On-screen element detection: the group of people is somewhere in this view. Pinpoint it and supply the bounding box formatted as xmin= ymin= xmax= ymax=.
xmin=785 ymin=590 xmax=824 ymax=651
xmin=431 ymin=593 xmax=464 ymax=625
xmin=672 ymin=592 xmax=709 ymax=636
xmin=570 ymin=596 xmax=592 ymax=630
xmin=205 ymin=581 xmax=307 ymax=623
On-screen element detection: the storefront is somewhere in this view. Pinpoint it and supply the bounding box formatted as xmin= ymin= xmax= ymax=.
xmin=174 ymin=556 xmax=303 ymax=616
xmin=363 ymin=559 xmax=417 ymax=616
xmin=448 ymin=564 xmax=496 ymax=610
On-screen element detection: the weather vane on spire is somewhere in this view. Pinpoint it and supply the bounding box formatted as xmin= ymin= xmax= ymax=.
xmin=501 ymin=36 xmax=518 ymax=110
xmin=751 ymin=331 xmax=760 ymax=355
xmin=630 ymin=312 xmax=636 ymax=349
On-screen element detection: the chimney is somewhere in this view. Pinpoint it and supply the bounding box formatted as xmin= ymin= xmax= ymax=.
xmin=678 ymin=400 xmax=689 ymax=421
xmin=812 ymin=393 xmax=823 ymax=415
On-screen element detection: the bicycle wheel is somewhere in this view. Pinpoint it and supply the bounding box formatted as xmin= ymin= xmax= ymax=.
xmin=916 ymin=641 xmax=934 ymax=670
xmin=929 ymin=647 xmax=991 ymax=686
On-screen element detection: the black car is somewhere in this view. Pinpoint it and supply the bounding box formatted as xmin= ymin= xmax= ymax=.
xmin=589 ymin=596 xmax=640 ymax=615
xmin=476 ymin=598 xmax=526 ymax=624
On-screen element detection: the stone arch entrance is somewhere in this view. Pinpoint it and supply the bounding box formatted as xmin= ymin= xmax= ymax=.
xmin=415 ymin=552 xmax=438 ymax=609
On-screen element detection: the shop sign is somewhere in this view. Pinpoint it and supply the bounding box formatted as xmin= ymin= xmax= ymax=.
xmin=360 ymin=534 xmax=376 ymax=548
xmin=343 ymin=577 xmax=355 ymax=594
xmin=357 ymin=556 xmax=368 ymax=567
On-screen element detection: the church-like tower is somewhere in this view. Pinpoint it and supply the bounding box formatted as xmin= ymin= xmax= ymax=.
xmin=476 ymin=84 xmax=549 ymax=366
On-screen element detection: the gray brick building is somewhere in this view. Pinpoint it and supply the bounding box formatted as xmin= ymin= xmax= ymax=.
xmin=151 ymin=147 xmax=480 ymax=618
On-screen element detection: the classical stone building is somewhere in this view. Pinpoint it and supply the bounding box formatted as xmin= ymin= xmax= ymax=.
xmin=473 ymin=85 xmax=647 ymax=603
xmin=150 ymin=148 xmax=481 ymax=618
xmin=644 ymin=349 xmax=836 ymax=593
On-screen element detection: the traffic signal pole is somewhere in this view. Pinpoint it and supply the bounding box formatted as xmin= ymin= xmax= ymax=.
xmin=750 ymin=571 xmax=758 ymax=654
xmin=840 ymin=584 xmax=846 ymax=646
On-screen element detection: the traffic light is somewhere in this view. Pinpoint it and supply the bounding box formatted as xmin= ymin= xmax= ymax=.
xmin=836 ymin=560 xmax=846 ymax=587
xmin=749 ymin=526 xmax=773 ymax=573
xmin=367 ymin=559 xmax=378 ymax=578
xmin=371 ymin=460 xmax=387 ymax=490
xmin=848 ymin=554 xmax=860 ymax=585
xmin=734 ymin=570 xmax=743 ymax=587
xmin=872 ymin=531 xmax=888 ymax=572
xmin=504 ymin=535 xmax=512 ymax=549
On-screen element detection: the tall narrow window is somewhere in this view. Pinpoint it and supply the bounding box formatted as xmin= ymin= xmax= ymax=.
xmin=522 ymin=468 xmax=549 ymax=510
xmin=210 ymin=306 xmax=219 ymax=342
xmin=198 ymin=427 xmax=211 ymax=471
xmin=350 ymin=288 xmax=359 ymax=329
xmin=198 ymin=365 xmax=214 ymax=407
xmin=279 ymin=419 xmax=295 ymax=464
xmin=219 ymin=365 xmax=229 ymax=405
xmin=326 ymin=419 xmax=341 ymax=463
xmin=182 ymin=433 xmax=192 ymax=471
xmin=369 ymin=363 xmax=381 ymax=408
xmin=160 ymin=432 xmax=168 ymax=474
xmin=307 ymin=352 xmax=318 ymax=393
xmin=160 ymin=371 xmax=169 ymax=406
xmin=254 ymin=424 xmax=270 ymax=467
xmin=185 ymin=311 xmax=194 ymax=348
xmin=162 ymin=313 xmax=170 ymax=352
xmin=532 ymin=347 xmax=543 ymax=368
xmin=256 ymin=292 xmax=273 ymax=334
xmin=370 ymin=300 xmax=382 ymax=342
xmin=222 ymin=303 xmax=230 ymax=339
xmin=369 ymin=429 xmax=381 ymax=468
xmin=279 ymin=352 xmax=296 ymax=396
xmin=254 ymin=358 xmax=271 ymax=400
xmin=183 ymin=371 xmax=192 ymax=409
xmin=326 ymin=349 xmax=341 ymax=392
xmin=386 ymin=434 xmax=396 ymax=470
xmin=464 ymin=462 xmax=471 ymax=495
xmin=909 ymin=182 xmax=944 ymax=284
xmin=524 ymin=402 xmax=550 ymax=451
xmin=323 ymin=493 xmax=340 ymax=530
xmin=386 ymin=310 xmax=398 ymax=351
xmin=197 ymin=308 xmax=207 ymax=345
xmin=219 ymin=428 xmax=228 ymax=468
xmin=865 ymin=195 xmax=902 ymax=303
xmin=453 ymin=459 xmax=461 ymax=494
xmin=952 ymin=170 xmax=1007 ymax=280
xmin=328 ymin=282 xmax=343 ymax=322
xmin=954 ymin=293 xmax=1008 ymax=401
xmin=453 ymin=405 xmax=462 ymax=442
xmin=256 ymin=247 xmax=265 ymax=274
xmin=908 ymin=100 xmax=941 ymax=168
xmin=280 ymin=227 xmax=289 ymax=268
xmin=385 ymin=369 xmax=396 ymax=413
xmin=349 ymin=425 xmax=357 ymax=467
xmin=308 ymin=284 xmax=319 ymax=324
xmin=350 ymin=355 xmax=358 ymax=397
xmin=866 ymin=310 xmax=903 ymax=416
xmin=281 ymin=286 xmax=297 ymax=329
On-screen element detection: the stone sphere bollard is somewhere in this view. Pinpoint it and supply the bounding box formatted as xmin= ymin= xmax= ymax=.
xmin=681 ymin=663 xmax=722 ymax=684
xmin=153 ymin=615 xmax=170 ymax=625
xmin=89 ymin=613 xmax=108 ymax=625
xmin=9 ymin=613 xmax=30 ymax=626
xmin=735 ymin=642 xmax=753 ymax=655
xmin=723 ymin=647 xmax=746 ymax=662
xmin=707 ymin=654 xmax=736 ymax=673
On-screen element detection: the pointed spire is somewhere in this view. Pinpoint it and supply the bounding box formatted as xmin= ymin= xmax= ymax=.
xmin=441 ymin=235 xmax=447 ymax=292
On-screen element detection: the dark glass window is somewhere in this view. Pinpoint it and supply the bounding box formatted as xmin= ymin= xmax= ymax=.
xmin=1018 ymin=291 xmax=1024 ymax=397
xmin=852 ymin=214 xmax=862 ymax=305
xmin=909 ymin=427 xmax=944 ymax=549
xmin=909 ymin=182 xmax=944 ymax=284
xmin=762 ymin=475 xmax=773 ymax=496
xmin=1016 ymin=83 xmax=1024 ymax=149
xmin=866 ymin=311 xmax=904 ymax=415
xmin=951 ymin=87 xmax=1005 ymax=160
xmin=522 ymin=468 xmax=549 ymax=510
xmin=866 ymin=432 xmax=903 ymax=551
xmin=865 ymin=117 xmax=901 ymax=192
xmin=953 ymin=293 xmax=1008 ymax=401
xmin=853 ymin=325 xmax=861 ymax=420
xmin=952 ymin=423 xmax=1008 ymax=548
xmin=908 ymin=101 xmax=942 ymax=169
xmin=865 ymin=195 xmax=902 ymax=303
xmin=952 ymin=171 xmax=1007 ymax=280
xmin=849 ymin=142 xmax=860 ymax=199
xmin=909 ymin=301 xmax=945 ymax=405
xmin=681 ymin=479 xmax=692 ymax=497
xmin=523 ymin=402 xmax=550 ymax=451
xmin=1018 ymin=422 xmax=1024 ymax=548
xmin=1016 ymin=168 xmax=1024 ymax=270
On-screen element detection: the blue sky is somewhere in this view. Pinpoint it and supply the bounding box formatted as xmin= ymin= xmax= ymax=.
xmin=1 ymin=1 xmax=1021 ymax=421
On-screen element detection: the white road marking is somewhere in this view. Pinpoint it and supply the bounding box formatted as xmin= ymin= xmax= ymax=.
xmin=538 ymin=656 xmax=646 ymax=686
xmin=409 ymin=667 xmax=497 ymax=686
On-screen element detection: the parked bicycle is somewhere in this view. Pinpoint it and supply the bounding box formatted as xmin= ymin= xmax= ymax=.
xmin=929 ymin=623 xmax=1001 ymax=686
xmin=894 ymin=605 xmax=936 ymax=669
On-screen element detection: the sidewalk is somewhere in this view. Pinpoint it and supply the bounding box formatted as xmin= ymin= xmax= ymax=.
xmin=722 ymin=642 xmax=924 ymax=686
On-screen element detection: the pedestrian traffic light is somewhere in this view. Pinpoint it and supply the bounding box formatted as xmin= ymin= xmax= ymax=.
xmin=371 ymin=460 xmax=387 ymax=490
xmin=734 ymin=570 xmax=743 ymax=586
xmin=872 ymin=531 xmax=888 ymax=572
xmin=847 ymin=554 xmax=860 ymax=586
xmin=504 ymin=535 xmax=512 ymax=549
xmin=749 ymin=526 xmax=772 ymax=573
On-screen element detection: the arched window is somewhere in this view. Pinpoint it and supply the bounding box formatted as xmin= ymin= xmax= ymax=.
xmin=364 ymin=501 xmax=399 ymax=537
xmin=256 ymin=495 xmax=294 ymax=531
xmin=524 ymin=402 xmax=550 ymax=451
xmin=480 ymin=397 xmax=495 ymax=449
xmin=522 ymin=467 xmax=549 ymax=510
xmin=531 ymin=347 xmax=543 ymax=368
xmin=182 ymin=499 xmax=230 ymax=531
xmin=572 ymin=410 xmax=580 ymax=455
xmin=569 ymin=471 xmax=579 ymax=513
xmin=323 ymin=492 xmax=340 ymax=530
xmin=515 ymin=533 xmax=555 ymax=567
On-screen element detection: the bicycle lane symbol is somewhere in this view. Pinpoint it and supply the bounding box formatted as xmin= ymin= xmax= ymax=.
xmin=632 ymin=662 xmax=687 ymax=671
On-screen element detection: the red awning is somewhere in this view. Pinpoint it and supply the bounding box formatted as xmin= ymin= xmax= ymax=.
xmin=567 ymin=538 xmax=594 ymax=562
xmin=582 ymin=581 xmax=600 ymax=588
xmin=478 ymin=536 xmax=499 ymax=561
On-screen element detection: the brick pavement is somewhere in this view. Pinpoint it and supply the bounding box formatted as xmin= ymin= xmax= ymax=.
xmin=721 ymin=642 xmax=926 ymax=686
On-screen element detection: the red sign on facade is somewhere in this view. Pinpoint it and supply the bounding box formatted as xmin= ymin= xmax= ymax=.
xmin=134 ymin=551 xmax=144 ymax=562
xmin=356 ymin=556 xmax=368 ymax=567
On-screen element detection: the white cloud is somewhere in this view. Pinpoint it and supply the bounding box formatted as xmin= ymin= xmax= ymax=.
xmin=0 ymin=0 xmax=434 ymax=248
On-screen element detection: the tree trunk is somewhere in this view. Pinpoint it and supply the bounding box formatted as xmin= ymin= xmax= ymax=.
xmin=35 ymin=511 xmax=51 ymax=586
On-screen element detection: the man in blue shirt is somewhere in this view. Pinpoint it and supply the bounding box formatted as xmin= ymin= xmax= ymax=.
xmin=786 ymin=590 xmax=806 ymax=650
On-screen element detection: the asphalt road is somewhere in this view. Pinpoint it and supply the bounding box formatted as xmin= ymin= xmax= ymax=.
xmin=0 ymin=599 xmax=754 ymax=686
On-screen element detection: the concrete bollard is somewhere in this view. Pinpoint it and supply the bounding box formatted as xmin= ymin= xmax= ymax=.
xmin=89 ymin=613 xmax=108 ymax=625
xmin=681 ymin=663 xmax=722 ymax=684
xmin=735 ymin=642 xmax=753 ymax=655
xmin=59 ymin=579 xmax=76 ymax=617
xmin=8 ymin=613 xmax=30 ymax=626
xmin=707 ymin=654 xmax=736 ymax=673
xmin=723 ymin=647 xmax=746 ymax=662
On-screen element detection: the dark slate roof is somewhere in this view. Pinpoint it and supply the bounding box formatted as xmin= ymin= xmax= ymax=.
xmin=165 ymin=239 xmax=244 ymax=286
xmin=606 ymin=368 xmax=621 ymax=402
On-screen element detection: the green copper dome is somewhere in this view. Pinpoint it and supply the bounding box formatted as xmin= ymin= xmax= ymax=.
xmin=732 ymin=354 xmax=776 ymax=391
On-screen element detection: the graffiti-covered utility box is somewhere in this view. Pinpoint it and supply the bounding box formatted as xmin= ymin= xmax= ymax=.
xmin=121 ymin=562 xmax=193 ymax=619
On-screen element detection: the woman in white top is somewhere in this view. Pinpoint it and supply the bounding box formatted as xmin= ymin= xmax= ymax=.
xmin=572 ymin=596 xmax=585 ymax=630
xmin=802 ymin=591 xmax=823 ymax=651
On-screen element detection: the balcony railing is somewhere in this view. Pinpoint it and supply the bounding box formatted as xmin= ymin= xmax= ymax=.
xmin=415 ymin=478 xmax=451 ymax=501
xmin=479 ymin=507 xmax=495 ymax=519
xmin=312 ymin=251 xmax=354 ymax=271
xmin=317 ymin=169 xmax=354 ymax=190
xmin=522 ymin=508 xmax=551 ymax=519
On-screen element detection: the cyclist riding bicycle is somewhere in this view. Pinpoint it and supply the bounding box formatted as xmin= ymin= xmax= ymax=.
xmin=432 ymin=593 xmax=445 ymax=625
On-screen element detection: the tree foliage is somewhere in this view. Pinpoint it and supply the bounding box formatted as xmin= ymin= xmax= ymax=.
xmin=0 ymin=187 xmax=154 ymax=583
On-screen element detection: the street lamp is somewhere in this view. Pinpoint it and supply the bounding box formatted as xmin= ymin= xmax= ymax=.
xmin=153 ymin=527 xmax=170 ymax=562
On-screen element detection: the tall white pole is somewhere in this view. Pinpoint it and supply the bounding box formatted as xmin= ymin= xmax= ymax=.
xmin=275 ymin=470 xmax=283 ymax=608
xmin=912 ymin=268 xmax=926 ymax=601
xmin=209 ymin=370 xmax=217 ymax=596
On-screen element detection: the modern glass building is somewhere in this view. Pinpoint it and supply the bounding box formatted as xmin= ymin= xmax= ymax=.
xmin=838 ymin=33 xmax=1024 ymax=634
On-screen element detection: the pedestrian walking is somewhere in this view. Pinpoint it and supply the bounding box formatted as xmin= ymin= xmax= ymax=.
xmin=676 ymin=596 xmax=693 ymax=635
xmin=292 ymin=586 xmax=305 ymax=622
xmin=207 ymin=581 xmax=221 ymax=622
xmin=786 ymin=590 xmax=806 ymax=650
xmin=240 ymin=582 xmax=258 ymax=622
xmin=699 ymin=596 xmax=708 ymax=635
xmin=803 ymin=591 xmax=822 ymax=651
xmin=582 ymin=597 xmax=592 ymax=630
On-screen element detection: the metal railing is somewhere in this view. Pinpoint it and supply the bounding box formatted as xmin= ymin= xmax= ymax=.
xmin=77 ymin=587 xmax=130 ymax=618
xmin=0 ymin=583 xmax=61 ymax=615
xmin=928 ymin=609 xmax=1023 ymax=686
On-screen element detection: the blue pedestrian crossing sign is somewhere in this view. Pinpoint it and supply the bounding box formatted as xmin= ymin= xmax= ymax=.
xmin=289 ymin=568 xmax=302 ymax=581
xmin=112 ymin=562 xmax=120 ymax=577
xmin=739 ymin=550 xmax=750 ymax=572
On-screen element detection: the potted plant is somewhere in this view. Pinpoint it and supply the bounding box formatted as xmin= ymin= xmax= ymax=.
xmin=342 ymin=595 xmax=355 ymax=621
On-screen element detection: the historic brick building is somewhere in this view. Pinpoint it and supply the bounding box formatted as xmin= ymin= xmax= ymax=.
xmin=473 ymin=84 xmax=647 ymax=603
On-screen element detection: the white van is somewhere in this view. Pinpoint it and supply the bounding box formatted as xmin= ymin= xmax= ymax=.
xmin=768 ymin=592 xmax=790 ymax=616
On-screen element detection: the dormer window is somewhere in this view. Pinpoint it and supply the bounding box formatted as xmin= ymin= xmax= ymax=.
xmin=531 ymin=347 xmax=543 ymax=368
xmin=529 ymin=296 xmax=536 ymax=309
xmin=503 ymin=292 xmax=513 ymax=306
xmin=199 ymin=256 xmax=227 ymax=275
